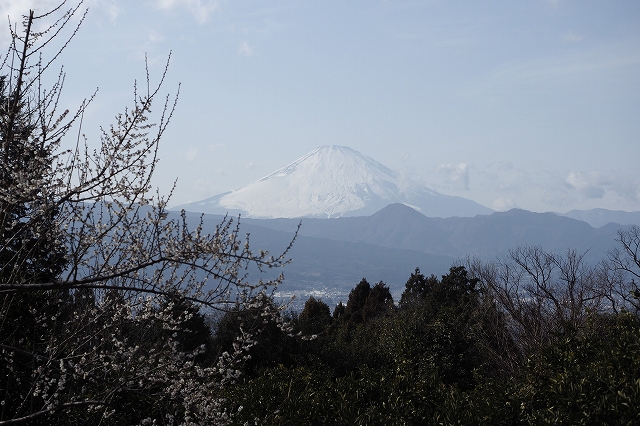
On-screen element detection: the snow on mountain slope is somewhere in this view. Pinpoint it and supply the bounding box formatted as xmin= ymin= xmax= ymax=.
xmin=175 ymin=146 xmax=493 ymax=218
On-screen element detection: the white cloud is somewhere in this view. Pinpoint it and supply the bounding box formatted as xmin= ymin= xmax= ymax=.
xmin=482 ymin=161 xmax=535 ymax=195
xmin=0 ymin=0 xmax=59 ymax=20
xmin=436 ymin=163 xmax=469 ymax=190
xmin=565 ymin=171 xmax=606 ymax=199
xmin=185 ymin=147 xmax=198 ymax=161
xmin=0 ymin=0 xmax=63 ymax=46
xmin=87 ymin=0 xmax=121 ymax=23
xmin=411 ymin=159 xmax=639 ymax=213
xmin=155 ymin=0 xmax=219 ymax=25
xmin=492 ymin=197 xmax=517 ymax=212
xmin=610 ymin=177 xmax=640 ymax=203
xmin=540 ymin=170 xmax=640 ymax=211
xmin=0 ymin=1 xmax=121 ymax=47
xmin=563 ymin=32 xmax=583 ymax=43
xmin=238 ymin=41 xmax=253 ymax=57
xmin=148 ymin=30 xmax=164 ymax=43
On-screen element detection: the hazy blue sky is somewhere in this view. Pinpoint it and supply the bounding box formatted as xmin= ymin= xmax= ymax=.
xmin=4 ymin=1 xmax=640 ymax=213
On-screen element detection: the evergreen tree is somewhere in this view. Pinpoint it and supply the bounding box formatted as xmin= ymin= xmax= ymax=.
xmin=332 ymin=301 xmax=346 ymax=319
xmin=362 ymin=281 xmax=394 ymax=322
xmin=0 ymin=65 xmax=70 ymax=423
xmin=399 ymin=267 xmax=438 ymax=306
xmin=160 ymin=292 xmax=215 ymax=359
xmin=0 ymin=75 xmax=67 ymax=284
xmin=298 ymin=296 xmax=331 ymax=334
xmin=343 ymin=278 xmax=370 ymax=323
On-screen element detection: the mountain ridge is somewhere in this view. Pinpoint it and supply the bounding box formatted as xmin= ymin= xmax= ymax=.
xmin=178 ymin=204 xmax=633 ymax=306
xmin=560 ymin=208 xmax=640 ymax=228
xmin=238 ymin=203 xmax=627 ymax=264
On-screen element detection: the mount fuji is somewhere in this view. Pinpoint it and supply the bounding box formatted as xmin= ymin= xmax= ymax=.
xmin=175 ymin=146 xmax=493 ymax=219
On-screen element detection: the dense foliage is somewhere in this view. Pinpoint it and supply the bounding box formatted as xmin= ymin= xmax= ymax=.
xmin=220 ymin=258 xmax=640 ymax=425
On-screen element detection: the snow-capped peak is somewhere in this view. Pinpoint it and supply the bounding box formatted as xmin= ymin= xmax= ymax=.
xmin=265 ymin=145 xmax=396 ymax=182
xmin=175 ymin=145 xmax=492 ymax=219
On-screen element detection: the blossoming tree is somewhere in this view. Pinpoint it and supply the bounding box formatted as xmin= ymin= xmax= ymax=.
xmin=0 ymin=2 xmax=294 ymax=424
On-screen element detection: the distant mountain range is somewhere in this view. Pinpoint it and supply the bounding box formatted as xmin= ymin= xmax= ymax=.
xmin=172 ymin=144 xmax=639 ymax=307
xmin=181 ymin=205 xmax=634 ymax=308
xmin=559 ymin=208 xmax=640 ymax=228
xmin=240 ymin=203 xmax=627 ymax=265
xmin=174 ymin=145 xmax=493 ymax=218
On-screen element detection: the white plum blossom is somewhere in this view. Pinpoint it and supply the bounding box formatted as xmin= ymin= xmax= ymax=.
xmin=0 ymin=2 xmax=296 ymax=424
